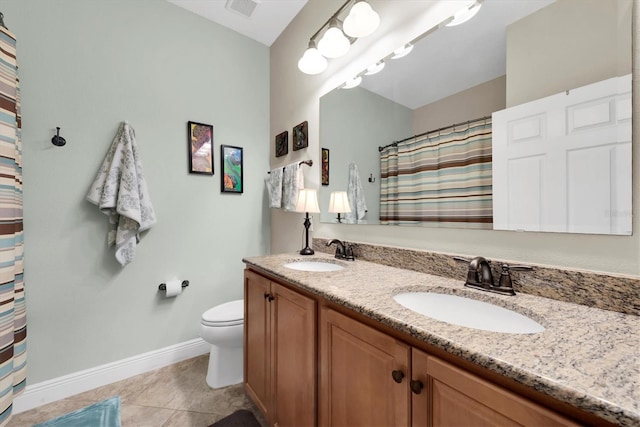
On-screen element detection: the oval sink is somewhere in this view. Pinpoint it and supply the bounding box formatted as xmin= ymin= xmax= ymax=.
xmin=393 ymin=292 xmax=544 ymax=334
xmin=283 ymin=261 xmax=344 ymax=272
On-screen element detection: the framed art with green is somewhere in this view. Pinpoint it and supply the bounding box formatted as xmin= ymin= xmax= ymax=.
xmin=221 ymin=145 xmax=243 ymax=193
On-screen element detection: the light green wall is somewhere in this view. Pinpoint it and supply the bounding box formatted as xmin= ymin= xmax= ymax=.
xmin=319 ymin=87 xmax=412 ymax=223
xmin=4 ymin=0 xmax=270 ymax=383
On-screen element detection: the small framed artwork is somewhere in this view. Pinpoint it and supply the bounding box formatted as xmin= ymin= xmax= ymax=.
xmin=322 ymin=148 xmax=330 ymax=186
xmin=292 ymin=121 xmax=308 ymax=151
xmin=221 ymin=145 xmax=243 ymax=193
xmin=275 ymin=131 xmax=288 ymax=157
xmin=187 ymin=121 xmax=214 ymax=175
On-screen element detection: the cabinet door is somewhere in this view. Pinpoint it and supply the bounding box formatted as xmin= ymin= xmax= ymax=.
xmin=413 ymin=349 xmax=579 ymax=427
xmin=244 ymin=270 xmax=271 ymax=419
xmin=319 ymin=307 xmax=410 ymax=427
xmin=270 ymin=283 xmax=316 ymax=427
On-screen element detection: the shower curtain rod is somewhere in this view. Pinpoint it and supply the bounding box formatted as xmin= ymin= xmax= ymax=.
xmin=378 ymin=114 xmax=491 ymax=152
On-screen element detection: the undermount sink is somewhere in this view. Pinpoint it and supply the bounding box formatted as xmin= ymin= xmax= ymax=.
xmin=283 ymin=260 xmax=344 ymax=272
xmin=393 ymin=292 xmax=545 ymax=334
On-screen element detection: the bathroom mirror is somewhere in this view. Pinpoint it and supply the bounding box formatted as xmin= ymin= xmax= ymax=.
xmin=319 ymin=0 xmax=632 ymax=235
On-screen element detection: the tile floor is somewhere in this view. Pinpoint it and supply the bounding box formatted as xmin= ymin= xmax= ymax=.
xmin=7 ymin=354 xmax=266 ymax=427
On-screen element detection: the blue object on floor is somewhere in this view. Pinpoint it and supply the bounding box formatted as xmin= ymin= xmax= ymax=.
xmin=33 ymin=396 xmax=121 ymax=427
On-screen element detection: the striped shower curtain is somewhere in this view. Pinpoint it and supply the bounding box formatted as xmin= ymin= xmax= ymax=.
xmin=0 ymin=25 xmax=27 ymax=426
xmin=379 ymin=118 xmax=493 ymax=228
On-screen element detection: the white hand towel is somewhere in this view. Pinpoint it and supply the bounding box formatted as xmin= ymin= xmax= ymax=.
xmin=283 ymin=162 xmax=304 ymax=211
xmin=86 ymin=122 xmax=157 ymax=266
xmin=346 ymin=161 xmax=367 ymax=224
xmin=265 ymin=167 xmax=284 ymax=208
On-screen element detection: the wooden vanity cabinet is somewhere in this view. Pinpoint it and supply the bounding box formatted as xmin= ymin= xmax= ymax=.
xmin=244 ymin=269 xmax=316 ymax=427
xmin=245 ymin=268 xmax=598 ymax=427
xmin=319 ymin=306 xmax=411 ymax=426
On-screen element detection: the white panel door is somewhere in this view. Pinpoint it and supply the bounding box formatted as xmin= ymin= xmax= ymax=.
xmin=492 ymin=74 xmax=631 ymax=235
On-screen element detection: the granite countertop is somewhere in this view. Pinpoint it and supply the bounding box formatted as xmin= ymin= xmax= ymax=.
xmin=243 ymin=252 xmax=640 ymax=427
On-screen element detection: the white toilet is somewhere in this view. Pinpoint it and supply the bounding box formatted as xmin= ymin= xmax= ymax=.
xmin=200 ymin=299 xmax=244 ymax=389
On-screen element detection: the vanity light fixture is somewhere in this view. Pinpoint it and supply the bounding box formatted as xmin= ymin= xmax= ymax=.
xmin=298 ymin=0 xmax=381 ymax=75
xmin=328 ymin=191 xmax=352 ymax=223
xmin=342 ymin=0 xmax=380 ymax=38
xmin=446 ymin=0 xmax=483 ymax=27
xmin=342 ymin=75 xmax=362 ymax=89
xmin=391 ymin=43 xmax=414 ymax=59
xmin=298 ymin=40 xmax=328 ymax=75
xmin=365 ymin=60 xmax=385 ymax=75
xmin=295 ymin=189 xmax=321 ymax=255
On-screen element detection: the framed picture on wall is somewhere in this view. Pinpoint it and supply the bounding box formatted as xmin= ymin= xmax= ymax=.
xmin=322 ymin=148 xmax=330 ymax=185
xmin=275 ymin=131 xmax=288 ymax=157
xmin=187 ymin=121 xmax=214 ymax=175
xmin=221 ymin=145 xmax=243 ymax=193
xmin=292 ymin=121 xmax=308 ymax=151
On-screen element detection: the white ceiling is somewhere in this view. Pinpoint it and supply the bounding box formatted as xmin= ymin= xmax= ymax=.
xmin=166 ymin=0 xmax=308 ymax=46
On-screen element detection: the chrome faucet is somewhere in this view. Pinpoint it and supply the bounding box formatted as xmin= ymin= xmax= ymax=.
xmin=326 ymin=239 xmax=355 ymax=261
xmin=454 ymin=256 xmax=532 ymax=296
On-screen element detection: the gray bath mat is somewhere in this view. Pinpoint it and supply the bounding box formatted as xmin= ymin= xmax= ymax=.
xmin=209 ymin=409 xmax=261 ymax=427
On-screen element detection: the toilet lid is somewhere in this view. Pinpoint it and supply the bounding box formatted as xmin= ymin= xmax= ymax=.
xmin=202 ymin=299 xmax=244 ymax=327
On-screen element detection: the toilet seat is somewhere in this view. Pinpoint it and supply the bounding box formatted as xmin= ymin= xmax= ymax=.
xmin=201 ymin=299 xmax=243 ymax=327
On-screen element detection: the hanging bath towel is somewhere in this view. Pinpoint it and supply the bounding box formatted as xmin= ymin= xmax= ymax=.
xmin=265 ymin=167 xmax=283 ymax=208
xmin=282 ymin=162 xmax=304 ymax=211
xmin=345 ymin=161 xmax=367 ymax=224
xmin=87 ymin=121 xmax=157 ymax=266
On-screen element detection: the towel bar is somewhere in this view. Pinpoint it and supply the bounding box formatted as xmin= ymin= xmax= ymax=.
xmin=267 ymin=159 xmax=312 ymax=174
xmin=158 ymin=280 xmax=189 ymax=291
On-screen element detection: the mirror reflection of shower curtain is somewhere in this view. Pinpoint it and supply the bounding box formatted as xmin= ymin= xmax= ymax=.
xmin=379 ymin=118 xmax=493 ymax=228
xmin=0 ymin=23 xmax=27 ymax=425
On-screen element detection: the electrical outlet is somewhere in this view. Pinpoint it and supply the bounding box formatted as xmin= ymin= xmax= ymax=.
xmin=309 ymin=215 xmax=314 ymax=232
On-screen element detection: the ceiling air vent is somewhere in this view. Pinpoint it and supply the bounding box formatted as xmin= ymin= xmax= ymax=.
xmin=225 ymin=0 xmax=259 ymax=18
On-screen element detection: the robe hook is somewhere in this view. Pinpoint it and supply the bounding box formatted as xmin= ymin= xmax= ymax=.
xmin=368 ymin=173 xmax=376 ymax=183
xmin=51 ymin=127 xmax=66 ymax=147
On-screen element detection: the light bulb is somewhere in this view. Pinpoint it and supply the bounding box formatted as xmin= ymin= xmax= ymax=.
xmin=365 ymin=61 xmax=385 ymax=75
xmin=391 ymin=43 xmax=414 ymax=59
xmin=343 ymin=1 xmax=380 ymax=38
xmin=446 ymin=1 xmax=482 ymax=27
xmin=298 ymin=45 xmax=328 ymax=75
xmin=318 ymin=26 xmax=350 ymax=59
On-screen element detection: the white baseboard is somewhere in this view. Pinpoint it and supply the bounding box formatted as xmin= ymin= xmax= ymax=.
xmin=13 ymin=338 xmax=210 ymax=414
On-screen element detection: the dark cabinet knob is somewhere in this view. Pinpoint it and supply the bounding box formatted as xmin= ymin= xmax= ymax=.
xmin=391 ymin=370 xmax=405 ymax=383
xmin=267 ymin=295 xmax=275 ymax=302
xmin=264 ymin=292 xmax=269 ymax=299
xmin=410 ymin=379 xmax=424 ymax=394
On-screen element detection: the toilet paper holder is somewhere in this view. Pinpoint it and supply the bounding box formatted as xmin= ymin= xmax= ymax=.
xmin=158 ymin=280 xmax=190 ymax=292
